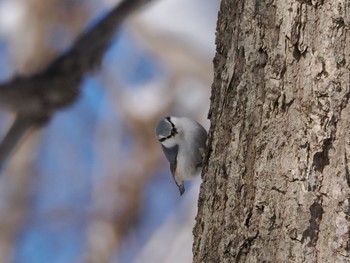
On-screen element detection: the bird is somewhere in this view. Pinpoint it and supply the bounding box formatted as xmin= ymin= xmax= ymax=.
xmin=155 ymin=116 xmax=207 ymax=195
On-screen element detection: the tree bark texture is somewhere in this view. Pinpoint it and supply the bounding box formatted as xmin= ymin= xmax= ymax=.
xmin=193 ymin=0 xmax=350 ymax=262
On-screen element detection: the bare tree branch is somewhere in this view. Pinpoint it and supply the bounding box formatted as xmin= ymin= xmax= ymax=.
xmin=0 ymin=0 xmax=153 ymax=170
xmin=0 ymin=0 xmax=152 ymax=115
xmin=0 ymin=115 xmax=48 ymax=171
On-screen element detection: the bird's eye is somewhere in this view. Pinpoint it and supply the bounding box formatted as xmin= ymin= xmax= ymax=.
xmin=159 ymin=138 xmax=166 ymax=142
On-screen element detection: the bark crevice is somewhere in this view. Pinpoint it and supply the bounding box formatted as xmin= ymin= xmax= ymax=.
xmin=301 ymin=199 xmax=324 ymax=247
xmin=236 ymin=230 xmax=259 ymax=262
xmin=312 ymin=138 xmax=332 ymax=173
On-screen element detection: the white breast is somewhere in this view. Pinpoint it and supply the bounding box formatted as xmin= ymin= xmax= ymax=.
xmin=161 ymin=136 xmax=177 ymax=148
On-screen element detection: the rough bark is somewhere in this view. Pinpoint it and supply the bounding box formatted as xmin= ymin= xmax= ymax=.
xmin=193 ymin=0 xmax=350 ymax=262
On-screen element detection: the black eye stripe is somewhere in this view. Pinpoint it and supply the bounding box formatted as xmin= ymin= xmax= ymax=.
xmin=166 ymin=117 xmax=177 ymax=130
xmin=159 ymin=117 xmax=178 ymax=143
xmin=159 ymin=132 xmax=176 ymax=142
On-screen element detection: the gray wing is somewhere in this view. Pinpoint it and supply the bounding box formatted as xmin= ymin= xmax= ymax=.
xmin=161 ymin=144 xmax=178 ymax=166
xmin=161 ymin=144 xmax=185 ymax=195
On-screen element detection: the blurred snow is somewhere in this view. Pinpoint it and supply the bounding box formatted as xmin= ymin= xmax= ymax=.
xmin=0 ymin=0 xmax=26 ymax=36
xmin=120 ymin=82 xmax=172 ymax=119
xmin=134 ymin=176 xmax=201 ymax=263
xmin=133 ymin=0 xmax=218 ymax=55
xmin=0 ymin=0 xmax=219 ymax=263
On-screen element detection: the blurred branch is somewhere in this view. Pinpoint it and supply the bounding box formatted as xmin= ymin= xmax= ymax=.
xmin=0 ymin=115 xmax=46 ymax=171
xmin=130 ymin=18 xmax=213 ymax=85
xmin=0 ymin=0 xmax=153 ymax=171
xmin=84 ymin=115 xmax=164 ymax=263
xmin=0 ymin=128 xmax=40 ymax=262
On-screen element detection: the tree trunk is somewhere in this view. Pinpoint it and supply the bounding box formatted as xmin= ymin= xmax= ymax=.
xmin=193 ymin=0 xmax=350 ymax=262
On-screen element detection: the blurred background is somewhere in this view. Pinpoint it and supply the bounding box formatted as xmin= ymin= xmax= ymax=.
xmin=0 ymin=0 xmax=219 ymax=262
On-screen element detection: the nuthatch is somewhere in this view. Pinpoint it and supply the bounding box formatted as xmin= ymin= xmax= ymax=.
xmin=155 ymin=116 xmax=207 ymax=195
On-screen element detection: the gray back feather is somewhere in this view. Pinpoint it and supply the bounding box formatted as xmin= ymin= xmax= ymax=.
xmin=190 ymin=122 xmax=207 ymax=166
